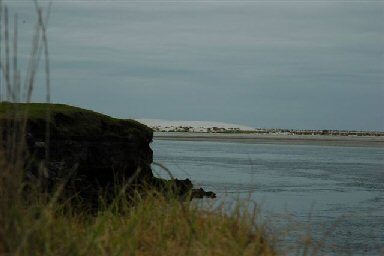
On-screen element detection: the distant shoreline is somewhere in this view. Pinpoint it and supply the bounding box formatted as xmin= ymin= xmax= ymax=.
xmin=153 ymin=132 xmax=384 ymax=147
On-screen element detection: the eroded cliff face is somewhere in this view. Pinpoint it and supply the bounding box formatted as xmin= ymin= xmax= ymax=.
xmin=0 ymin=103 xmax=215 ymax=205
xmin=28 ymin=112 xmax=154 ymax=181
xmin=1 ymin=103 xmax=154 ymax=203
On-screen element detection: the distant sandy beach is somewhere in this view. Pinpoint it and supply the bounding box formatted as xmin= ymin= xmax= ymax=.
xmin=154 ymin=132 xmax=384 ymax=147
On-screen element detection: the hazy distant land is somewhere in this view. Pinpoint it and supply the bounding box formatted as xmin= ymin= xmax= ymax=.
xmin=137 ymin=119 xmax=384 ymax=147
xmin=154 ymin=132 xmax=384 ymax=147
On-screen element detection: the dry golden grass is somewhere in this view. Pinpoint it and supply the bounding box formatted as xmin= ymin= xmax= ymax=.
xmin=0 ymin=186 xmax=277 ymax=256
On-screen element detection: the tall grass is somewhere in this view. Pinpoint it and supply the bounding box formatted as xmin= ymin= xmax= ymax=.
xmin=1 ymin=188 xmax=277 ymax=255
xmin=0 ymin=1 xmax=277 ymax=255
xmin=0 ymin=1 xmax=52 ymax=253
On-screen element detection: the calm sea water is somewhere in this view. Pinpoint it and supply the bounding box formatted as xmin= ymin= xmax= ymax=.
xmin=151 ymin=138 xmax=384 ymax=255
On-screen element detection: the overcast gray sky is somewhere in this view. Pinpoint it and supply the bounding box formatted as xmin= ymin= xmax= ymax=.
xmin=5 ymin=0 xmax=384 ymax=131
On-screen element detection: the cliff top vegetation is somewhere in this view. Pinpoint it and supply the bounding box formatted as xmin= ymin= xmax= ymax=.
xmin=0 ymin=102 xmax=153 ymax=140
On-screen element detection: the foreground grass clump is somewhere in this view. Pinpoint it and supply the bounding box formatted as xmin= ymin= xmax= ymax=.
xmin=0 ymin=188 xmax=275 ymax=255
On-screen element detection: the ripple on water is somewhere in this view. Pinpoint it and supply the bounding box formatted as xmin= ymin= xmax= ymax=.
xmin=152 ymin=139 xmax=384 ymax=255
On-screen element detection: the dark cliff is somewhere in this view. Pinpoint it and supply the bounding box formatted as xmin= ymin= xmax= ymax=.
xmin=0 ymin=103 xmax=154 ymax=203
xmin=0 ymin=102 xmax=215 ymax=205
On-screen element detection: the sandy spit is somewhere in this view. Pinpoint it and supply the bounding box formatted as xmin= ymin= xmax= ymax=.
xmin=153 ymin=132 xmax=384 ymax=147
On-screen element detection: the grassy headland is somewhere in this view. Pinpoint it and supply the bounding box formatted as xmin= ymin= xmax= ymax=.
xmin=0 ymin=102 xmax=277 ymax=255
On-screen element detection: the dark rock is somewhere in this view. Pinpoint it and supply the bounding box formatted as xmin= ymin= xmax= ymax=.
xmin=191 ymin=188 xmax=217 ymax=199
